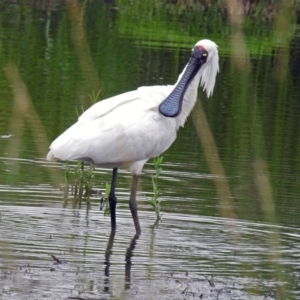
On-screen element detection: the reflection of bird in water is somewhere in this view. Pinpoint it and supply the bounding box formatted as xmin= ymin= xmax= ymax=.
xmin=47 ymin=39 xmax=219 ymax=235
xmin=125 ymin=234 xmax=139 ymax=289
xmin=104 ymin=231 xmax=139 ymax=292
xmin=103 ymin=231 xmax=115 ymax=292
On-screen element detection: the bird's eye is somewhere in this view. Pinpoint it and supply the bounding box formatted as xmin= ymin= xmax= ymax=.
xmin=202 ymin=53 xmax=208 ymax=57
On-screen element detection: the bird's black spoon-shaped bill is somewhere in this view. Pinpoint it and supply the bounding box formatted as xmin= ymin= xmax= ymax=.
xmin=159 ymin=46 xmax=208 ymax=118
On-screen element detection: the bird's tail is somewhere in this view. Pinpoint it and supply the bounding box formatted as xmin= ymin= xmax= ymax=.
xmin=46 ymin=150 xmax=57 ymax=161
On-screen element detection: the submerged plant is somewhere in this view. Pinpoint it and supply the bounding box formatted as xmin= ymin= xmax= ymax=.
xmin=63 ymin=162 xmax=71 ymax=207
xmin=104 ymin=182 xmax=111 ymax=216
xmin=149 ymin=155 xmax=164 ymax=220
xmin=63 ymin=161 xmax=94 ymax=209
xmin=84 ymin=163 xmax=95 ymax=207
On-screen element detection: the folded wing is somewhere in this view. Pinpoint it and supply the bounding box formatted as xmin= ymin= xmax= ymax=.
xmin=47 ymin=85 xmax=176 ymax=166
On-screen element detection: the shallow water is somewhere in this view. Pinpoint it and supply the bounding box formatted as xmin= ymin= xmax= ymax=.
xmin=1 ymin=1 xmax=300 ymax=299
xmin=2 ymin=199 xmax=300 ymax=300
xmin=1 ymin=157 xmax=300 ymax=299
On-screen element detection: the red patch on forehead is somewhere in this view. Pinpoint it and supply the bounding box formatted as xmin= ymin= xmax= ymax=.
xmin=197 ymin=45 xmax=206 ymax=51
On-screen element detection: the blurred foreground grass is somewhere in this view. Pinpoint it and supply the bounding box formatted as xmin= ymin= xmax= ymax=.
xmin=0 ymin=0 xmax=299 ymax=298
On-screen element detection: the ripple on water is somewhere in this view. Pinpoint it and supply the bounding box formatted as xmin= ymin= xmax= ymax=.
xmin=1 ymin=204 xmax=300 ymax=299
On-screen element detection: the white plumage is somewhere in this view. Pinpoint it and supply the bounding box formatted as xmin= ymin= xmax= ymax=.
xmin=47 ymin=39 xmax=219 ymax=234
xmin=47 ymin=87 xmax=176 ymax=174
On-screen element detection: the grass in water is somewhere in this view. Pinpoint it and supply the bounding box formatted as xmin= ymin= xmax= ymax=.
xmin=63 ymin=155 xmax=164 ymax=219
xmin=149 ymin=155 xmax=163 ymax=220
xmin=63 ymin=161 xmax=94 ymax=209
xmin=63 ymin=161 xmax=112 ymax=214
xmin=101 ymin=182 xmax=111 ymax=216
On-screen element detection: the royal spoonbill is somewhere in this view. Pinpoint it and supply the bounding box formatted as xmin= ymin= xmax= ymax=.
xmin=47 ymin=39 xmax=219 ymax=235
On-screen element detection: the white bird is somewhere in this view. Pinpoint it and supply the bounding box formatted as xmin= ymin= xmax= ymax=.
xmin=47 ymin=39 xmax=219 ymax=235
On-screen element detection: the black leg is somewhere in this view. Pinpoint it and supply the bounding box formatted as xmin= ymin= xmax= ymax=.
xmin=129 ymin=175 xmax=141 ymax=235
xmin=109 ymin=168 xmax=118 ymax=232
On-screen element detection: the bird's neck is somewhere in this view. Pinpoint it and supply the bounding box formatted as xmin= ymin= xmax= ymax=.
xmin=174 ymin=67 xmax=202 ymax=128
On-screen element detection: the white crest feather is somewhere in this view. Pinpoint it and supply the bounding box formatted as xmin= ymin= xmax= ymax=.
xmin=196 ymin=39 xmax=219 ymax=98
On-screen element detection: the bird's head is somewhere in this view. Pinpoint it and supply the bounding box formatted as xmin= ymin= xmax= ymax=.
xmin=191 ymin=39 xmax=219 ymax=98
xmin=159 ymin=39 xmax=219 ymax=118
